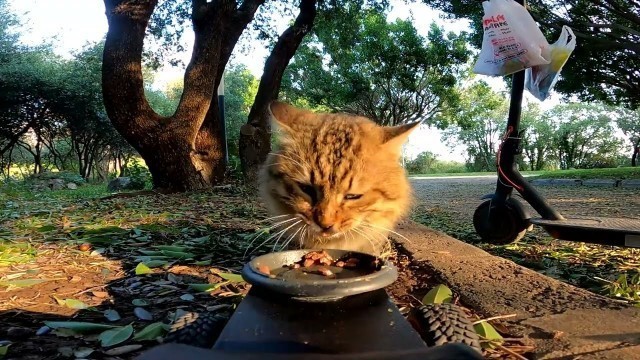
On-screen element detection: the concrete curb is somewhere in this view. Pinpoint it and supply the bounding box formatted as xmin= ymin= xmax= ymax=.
xmin=393 ymin=220 xmax=640 ymax=359
xmin=530 ymin=178 xmax=640 ymax=188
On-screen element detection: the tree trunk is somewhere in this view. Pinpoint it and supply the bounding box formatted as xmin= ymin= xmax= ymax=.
xmin=101 ymin=0 xmax=264 ymax=192
xmin=239 ymin=0 xmax=317 ymax=184
xmin=632 ymin=143 xmax=639 ymax=167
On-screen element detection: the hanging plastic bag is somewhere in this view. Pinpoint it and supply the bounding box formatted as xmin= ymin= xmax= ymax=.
xmin=525 ymin=26 xmax=576 ymax=101
xmin=473 ymin=0 xmax=550 ymax=77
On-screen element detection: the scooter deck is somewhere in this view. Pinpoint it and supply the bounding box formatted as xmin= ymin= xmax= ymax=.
xmin=530 ymin=216 xmax=640 ymax=248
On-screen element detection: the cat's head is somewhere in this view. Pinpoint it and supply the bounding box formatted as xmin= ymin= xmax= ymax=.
xmin=258 ymin=101 xmax=418 ymax=242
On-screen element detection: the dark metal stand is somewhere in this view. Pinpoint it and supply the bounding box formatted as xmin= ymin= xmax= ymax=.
xmin=136 ymin=287 xmax=484 ymax=360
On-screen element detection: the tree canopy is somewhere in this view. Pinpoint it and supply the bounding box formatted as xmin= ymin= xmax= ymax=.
xmin=282 ymin=5 xmax=470 ymax=126
xmin=422 ymin=0 xmax=640 ymax=109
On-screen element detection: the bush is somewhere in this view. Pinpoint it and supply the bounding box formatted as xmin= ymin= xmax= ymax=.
xmin=127 ymin=162 xmax=151 ymax=190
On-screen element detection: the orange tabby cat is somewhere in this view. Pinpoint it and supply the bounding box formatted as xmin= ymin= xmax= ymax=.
xmin=258 ymin=101 xmax=418 ymax=257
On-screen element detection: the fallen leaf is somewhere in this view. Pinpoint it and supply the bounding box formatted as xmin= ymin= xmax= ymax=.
xmin=132 ymin=299 xmax=150 ymax=307
xmin=91 ymin=291 xmax=108 ymax=298
xmin=0 ymin=279 xmax=48 ymax=288
xmin=188 ymin=282 xmax=226 ymax=292
xmin=180 ymin=294 xmax=194 ymax=301
xmin=134 ymin=307 xmax=153 ymax=321
xmin=132 ymin=322 xmax=167 ymax=341
xmin=217 ymin=273 xmax=244 ymax=283
xmin=135 ymin=262 xmax=152 ymax=275
xmin=98 ymin=325 xmax=134 ymax=347
xmin=103 ymin=344 xmax=142 ymax=356
xmin=422 ymin=284 xmax=453 ymax=304
xmin=104 ymin=309 xmax=121 ymax=322
xmin=44 ymin=321 xmax=117 ymax=334
xmin=474 ymin=322 xmax=504 ymax=349
xmin=73 ymin=347 xmax=95 ymax=358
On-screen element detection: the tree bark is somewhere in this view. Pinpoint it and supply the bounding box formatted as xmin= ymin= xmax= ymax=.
xmin=632 ymin=143 xmax=639 ymax=167
xmin=239 ymin=0 xmax=317 ymax=184
xmin=101 ymin=0 xmax=263 ymax=192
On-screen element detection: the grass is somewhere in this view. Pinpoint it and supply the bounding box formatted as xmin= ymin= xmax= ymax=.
xmin=529 ymin=167 xmax=640 ymax=180
xmin=409 ymin=167 xmax=640 ymax=180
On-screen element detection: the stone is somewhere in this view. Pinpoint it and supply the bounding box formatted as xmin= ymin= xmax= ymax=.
xmin=48 ymin=178 xmax=65 ymax=190
xmin=66 ymin=182 xmax=78 ymax=190
xmin=582 ymin=179 xmax=618 ymax=187
xmin=107 ymin=177 xmax=131 ymax=191
xmin=620 ymin=179 xmax=640 ymax=189
xmin=551 ymin=179 xmax=582 ymax=186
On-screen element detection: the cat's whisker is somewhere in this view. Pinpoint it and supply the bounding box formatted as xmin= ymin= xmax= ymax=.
xmin=244 ymin=216 xmax=299 ymax=256
xmin=352 ymin=227 xmax=379 ymax=255
xmin=271 ymin=220 xmax=302 ymax=251
xmin=361 ymin=222 xmax=413 ymax=245
xmin=260 ymin=214 xmax=291 ymax=222
xmin=248 ymin=219 xmax=299 ymax=255
xmin=280 ymin=223 xmax=305 ymax=251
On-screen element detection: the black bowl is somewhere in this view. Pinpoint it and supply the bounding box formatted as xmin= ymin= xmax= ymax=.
xmin=241 ymin=249 xmax=398 ymax=300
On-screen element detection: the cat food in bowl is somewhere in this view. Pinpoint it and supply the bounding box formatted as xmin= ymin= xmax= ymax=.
xmin=241 ymin=249 xmax=397 ymax=300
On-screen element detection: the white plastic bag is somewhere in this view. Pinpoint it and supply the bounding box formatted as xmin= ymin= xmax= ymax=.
xmin=525 ymin=26 xmax=576 ymax=101
xmin=473 ymin=0 xmax=550 ymax=76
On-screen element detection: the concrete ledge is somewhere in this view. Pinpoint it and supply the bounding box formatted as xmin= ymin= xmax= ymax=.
xmin=620 ymin=179 xmax=640 ymax=188
xmin=393 ymin=220 xmax=640 ymax=359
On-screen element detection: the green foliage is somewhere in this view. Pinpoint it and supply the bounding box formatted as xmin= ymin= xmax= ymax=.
xmin=223 ymin=63 xmax=259 ymax=157
xmin=127 ymin=162 xmax=152 ymax=190
xmin=405 ymin=152 xmax=467 ymax=175
xmin=422 ymin=0 xmax=640 ymax=109
xmin=603 ymin=273 xmax=640 ymax=304
xmin=440 ymin=81 xmax=507 ymax=171
xmin=547 ymin=103 xmax=623 ymax=169
xmin=282 ymin=5 xmax=470 ymax=126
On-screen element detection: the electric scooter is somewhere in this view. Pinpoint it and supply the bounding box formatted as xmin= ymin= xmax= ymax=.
xmin=472 ymin=0 xmax=640 ymax=249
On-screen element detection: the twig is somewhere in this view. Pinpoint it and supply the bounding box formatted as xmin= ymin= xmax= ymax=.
xmin=473 ymin=313 xmax=518 ymax=324
xmin=492 ymin=343 xmax=529 ymax=360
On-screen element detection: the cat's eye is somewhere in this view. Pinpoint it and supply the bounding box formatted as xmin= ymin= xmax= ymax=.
xmin=297 ymin=182 xmax=317 ymax=201
xmin=344 ymin=194 xmax=363 ymax=200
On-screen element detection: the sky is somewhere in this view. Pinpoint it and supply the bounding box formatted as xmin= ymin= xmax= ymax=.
xmin=8 ymin=0 xmax=564 ymax=162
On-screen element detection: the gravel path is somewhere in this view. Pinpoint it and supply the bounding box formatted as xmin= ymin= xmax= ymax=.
xmin=410 ymin=176 xmax=640 ymax=223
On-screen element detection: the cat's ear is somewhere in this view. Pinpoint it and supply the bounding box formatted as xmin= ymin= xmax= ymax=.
xmin=268 ymin=101 xmax=310 ymax=134
xmin=381 ymin=121 xmax=420 ymax=153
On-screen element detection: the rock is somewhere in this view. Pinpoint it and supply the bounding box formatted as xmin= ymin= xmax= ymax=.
xmin=5 ymin=327 xmax=31 ymax=338
xmin=48 ymin=178 xmax=65 ymax=190
xmin=550 ymin=179 xmax=582 ymax=187
xmin=107 ymin=177 xmax=131 ymax=191
xmin=66 ymin=182 xmax=78 ymax=190
xmin=582 ymin=179 xmax=618 ymax=187
xmin=620 ymin=179 xmax=640 ymax=189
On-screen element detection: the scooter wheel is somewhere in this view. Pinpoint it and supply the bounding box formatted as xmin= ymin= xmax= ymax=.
xmin=473 ymin=199 xmax=528 ymax=245
xmin=164 ymin=311 xmax=230 ymax=348
xmin=407 ymin=303 xmax=482 ymax=353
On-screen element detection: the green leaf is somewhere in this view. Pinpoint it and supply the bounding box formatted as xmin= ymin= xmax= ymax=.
xmin=132 ymin=322 xmax=167 ymax=341
xmin=132 ymin=299 xmax=150 ymax=307
xmin=52 ymin=296 xmax=89 ymax=309
xmin=154 ymin=245 xmax=189 ymax=252
xmin=144 ymin=260 xmax=169 ymax=268
xmin=104 ymin=309 xmax=121 ymax=322
xmin=0 ymin=279 xmax=48 ymax=288
xmin=218 ymin=273 xmax=244 ymax=283
xmin=37 ymin=224 xmax=56 ymax=232
xmin=421 ymin=284 xmax=453 ymax=304
xmin=0 ymin=343 xmax=10 ymax=357
xmin=138 ymin=250 xmax=165 ymax=256
xmin=188 ymin=282 xmax=226 ymax=292
xmin=473 ymin=322 xmax=504 ymax=349
xmin=99 ymin=325 xmax=134 ymax=347
xmin=161 ymin=250 xmax=195 ymax=259
xmin=135 ymin=262 xmax=152 ymax=275
xmin=44 ymin=321 xmax=117 ymax=334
